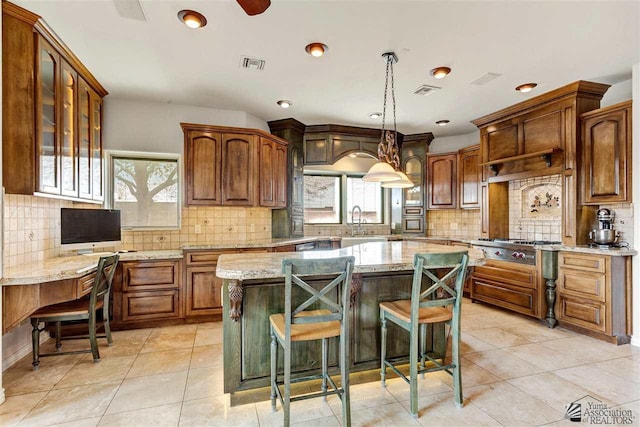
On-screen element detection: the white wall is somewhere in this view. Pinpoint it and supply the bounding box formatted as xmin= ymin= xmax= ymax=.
xmin=103 ymin=98 xmax=269 ymax=153
xmin=601 ymin=78 xmax=633 ymax=107
xmin=429 ymin=131 xmax=479 ymax=154
xmin=632 ymin=63 xmax=639 ymax=348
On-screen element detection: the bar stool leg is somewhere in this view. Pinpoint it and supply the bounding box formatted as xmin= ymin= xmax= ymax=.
xmin=89 ymin=311 xmax=100 ymax=363
xmin=410 ymin=321 xmax=419 ymax=418
xmin=380 ymin=315 xmax=387 ymax=387
xmin=451 ymin=318 xmax=463 ymax=408
xmin=284 ymin=339 xmax=291 ymax=427
xmin=420 ymin=323 xmax=427 ymax=378
xmin=55 ymin=321 xmax=62 ymax=352
xmin=270 ymin=328 xmax=277 ymax=412
xmin=104 ymin=297 xmax=113 ymax=346
xmin=341 ymin=321 xmax=351 ymax=427
xmin=321 ymin=338 xmax=328 ymax=401
xmin=31 ymin=318 xmax=40 ymax=370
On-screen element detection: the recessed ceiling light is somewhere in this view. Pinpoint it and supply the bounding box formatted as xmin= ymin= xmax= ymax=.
xmin=277 ymin=100 xmax=292 ymax=109
xmin=430 ymin=67 xmax=451 ymax=79
xmin=178 ymin=10 xmax=207 ymax=28
xmin=369 ymin=112 xmax=382 ymax=119
xmin=305 ymin=42 xmax=328 ymax=57
xmin=435 ymin=120 xmax=450 ymax=126
xmin=515 ymin=83 xmax=537 ymax=93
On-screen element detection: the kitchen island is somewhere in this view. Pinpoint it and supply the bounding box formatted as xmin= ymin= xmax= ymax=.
xmin=216 ymin=240 xmax=484 ymax=395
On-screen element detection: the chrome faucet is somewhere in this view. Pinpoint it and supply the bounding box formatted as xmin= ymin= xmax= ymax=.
xmin=351 ymin=205 xmax=363 ymax=236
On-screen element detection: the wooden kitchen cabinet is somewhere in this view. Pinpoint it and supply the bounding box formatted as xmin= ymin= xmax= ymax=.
xmin=580 ymin=100 xmax=632 ymax=205
xmin=182 ymin=124 xmax=288 ymax=208
xmin=3 ymin=2 xmax=108 ymax=201
xmin=112 ymin=259 xmax=183 ymax=328
xmin=457 ymin=145 xmax=480 ymax=209
xmin=184 ymin=250 xmax=237 ymax=318
xmin=426 ymin=153 xmax=457 ymax=209
xmin=556 ymin=252 xmax=631 ymax=343
xmin=400 ymin=133 xmax=432 ymax=234
xmin=259 ymin=137 xmax=288 ymax=207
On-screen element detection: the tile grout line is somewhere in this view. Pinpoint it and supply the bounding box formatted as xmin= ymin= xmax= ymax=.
xmin=177 ymin=324 xmax=199 ymax=426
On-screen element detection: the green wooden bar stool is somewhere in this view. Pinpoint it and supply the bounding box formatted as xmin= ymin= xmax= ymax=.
xmin=379 ymin=251 xmax=469 ymax=417
xmin=270 ymin=256 xmax=355 ymax=427
xmin=30 ymin=254 xmax=119 ymax=370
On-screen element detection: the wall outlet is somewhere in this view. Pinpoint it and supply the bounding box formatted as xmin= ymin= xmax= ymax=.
xmin=194 ymin=224 xmax=202 ymax=234
xmin=450 ymin=222 xmax=459 ymax=230
xmin=250 ymin=223 xmax=255 ymax=232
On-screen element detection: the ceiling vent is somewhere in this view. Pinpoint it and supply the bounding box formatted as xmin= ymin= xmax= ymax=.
xmin=471 ymin=72 xmax=502 ymax=86
xmin=413 ymin=84 xmax=441 ymax=96
xmin=240 ymin=56 xmax=266 ymax=71
xmin=113 ymin=0 xmax=147 ymax=21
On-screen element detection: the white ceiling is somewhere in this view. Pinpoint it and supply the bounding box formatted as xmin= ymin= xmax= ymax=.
xmin=16 ymin=0 xmax=640 ymax=136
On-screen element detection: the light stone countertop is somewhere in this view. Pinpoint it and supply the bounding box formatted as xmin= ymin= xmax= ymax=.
xmin=0 ymin=250 xmax=183 ymax=286
xmin=182 ymin=236 xmax=341 ymax=250
xmin=216 ymin=240 xmax=484 ymax=281
xmin=535 ymin=244 xmax=637 ymax=256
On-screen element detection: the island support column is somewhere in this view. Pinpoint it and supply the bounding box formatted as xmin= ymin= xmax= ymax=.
xmin=541 ymin=250 xmax=559 ymax=328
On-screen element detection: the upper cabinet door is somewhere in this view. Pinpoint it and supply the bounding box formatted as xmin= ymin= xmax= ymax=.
xmin=259 ymin=137 xmax=275 ymax=207
xmin=458 ymin=145 xmax=480 ymax=209
xmin=221 ymin=133 xmax=256 ymax=206
xmin=291 ymin=146 xmax=304 ymax=208
xmin=427 ymin=153 xmax=457 ymax=209
xmin=581 ymin=101 xmax=632 ymax=205
xmin=274 ymin=142 xmax=287 ymax=207
xmin=36 ymin=37 xmax=61 ymax=195
xmin=60 ymin=60 xmax=78 ymax=198
xmin=91 ymin=94 xmax=104 ymax=201
xmin=403 ymin=157 xmax=423 ymax=207
xmin=78 ymin=78 xmax=92 ymax=199
xmin=185 ymin=130 xmax=222 ymax=205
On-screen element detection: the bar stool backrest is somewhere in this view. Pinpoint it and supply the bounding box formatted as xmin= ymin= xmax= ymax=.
xmin=281 ymin=256 xmax=356 ymax=330
xmin=411 ymin=252 xmax=469 ymax=319
xmin=89 ymin=254 xmax=120 ymax=309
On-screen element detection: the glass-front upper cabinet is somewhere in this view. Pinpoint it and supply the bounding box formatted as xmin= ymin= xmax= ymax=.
xmin=37 ymin=38 xmax=60 ymax=195
xmin=403 ymin=157 xmax=423 ymax=206
xmin=92 ymin=96 xmax=104 ymax=201
xmin=60 ymin=61 xmax=77 ymax=197
xmin=78 ymin=79 xmax=92 ymax=199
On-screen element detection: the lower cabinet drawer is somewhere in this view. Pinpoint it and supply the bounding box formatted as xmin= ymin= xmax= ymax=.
xmin=403 ymin=217 xmax=424 ymax=233
xmin=558 ymin=269 xmax=606 ymax=302
xmin=557 ymin=295 xmax=607 ymax=334
xmin=122 ymin=260 xmax=180 ymax=292
xmin=471 ymin=276 xmax=536 ymax=317
xmin=122 ymin=291 xmax=180 ymax=321
xmin=77 ymin=273 xmax=94 ymax=297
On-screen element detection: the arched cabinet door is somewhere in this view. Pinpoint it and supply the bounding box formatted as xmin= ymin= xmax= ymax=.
xmin=185 ymin=130 xmax=222 ymax=205
xmin=403 ymin=156 xmax=423 ymax=207
xmin=426 ymin=153 xmax=458 ymax=209
xmin=221 ymin=133 xmax=256 ymax=206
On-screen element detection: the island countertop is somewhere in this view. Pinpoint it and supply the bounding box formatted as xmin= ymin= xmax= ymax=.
xmin=216 ymin=240 xmax=484 ymax=281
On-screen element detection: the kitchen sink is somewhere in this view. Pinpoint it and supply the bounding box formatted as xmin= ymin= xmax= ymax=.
xmin=340 ymin=236 xmax=388 ymax=248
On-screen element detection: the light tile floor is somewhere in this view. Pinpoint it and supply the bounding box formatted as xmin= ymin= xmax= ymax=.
xmin=1 ymin=299 xmax=639 ymax=426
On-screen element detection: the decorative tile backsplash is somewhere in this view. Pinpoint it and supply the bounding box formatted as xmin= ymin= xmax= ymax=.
xmin=427 ymin=209 xmax=481 ymax=239
xmin=509 ymin=175 xmax=562 ymax=241
xmin=2 ymin=194 xmax=272 ymax=270
xmin=304 ymin=224 xmax=390 ymax=237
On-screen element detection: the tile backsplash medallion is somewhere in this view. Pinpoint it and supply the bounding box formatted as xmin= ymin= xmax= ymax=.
xmin=509 ymin=175 xmax=562 ymax=242
xmin=2 ymin=194 xmax=271 ymax=271
xmin=427 ymin=209 xmax=481 ymax=239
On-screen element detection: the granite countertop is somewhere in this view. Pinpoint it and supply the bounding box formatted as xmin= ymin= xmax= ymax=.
xmin=182 ymin=236 xmax=340 ymax=250
xmin=535 ymin=244 xmax=637 ymax=256
xmin=216 ymin=240 xmax=484 ymax=281
xmin=1 ymin=250 xmax=183 ymax=286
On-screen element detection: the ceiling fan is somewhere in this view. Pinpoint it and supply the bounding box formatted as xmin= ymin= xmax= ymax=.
xmin=112 ymin=0 xmax=271 ymax=21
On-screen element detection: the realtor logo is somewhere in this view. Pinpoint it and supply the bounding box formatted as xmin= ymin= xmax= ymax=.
xmin=565 ymin=402 xmax=582 ymax=422
xmin=565 ymin=395 xmax=635 ymax=424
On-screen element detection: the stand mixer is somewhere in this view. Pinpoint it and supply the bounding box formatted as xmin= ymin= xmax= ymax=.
xmin=588 ymin=208 xmax=620 ymax=246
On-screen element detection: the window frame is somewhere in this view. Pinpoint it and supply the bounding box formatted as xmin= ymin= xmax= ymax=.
xmin=303 ymin=171 xmax=385 ymax=225
xmin=105 ymin=150 xmax=182 ymax=231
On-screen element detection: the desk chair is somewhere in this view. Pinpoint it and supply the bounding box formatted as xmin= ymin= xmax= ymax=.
xmin=30 ymin=254 xmax=119 ymax=370
xmin=270 ymin=256 xmax=355 ymax=427
xmin=380 ymin=251 xmax=469 ymax=417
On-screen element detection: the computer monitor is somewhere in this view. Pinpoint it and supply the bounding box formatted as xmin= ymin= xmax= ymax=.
xmin=60 ymin=208 xmax=121 ymax=252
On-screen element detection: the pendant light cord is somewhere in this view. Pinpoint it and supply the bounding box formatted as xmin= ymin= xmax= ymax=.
xmin=379 ymin=53 xmax=400 ymax=170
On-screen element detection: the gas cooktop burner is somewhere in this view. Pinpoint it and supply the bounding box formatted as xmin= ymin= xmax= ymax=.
xmin=476 ymin=238 xmax=561 ymax=245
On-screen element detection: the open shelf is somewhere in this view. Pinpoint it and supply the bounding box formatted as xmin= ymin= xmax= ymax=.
xmin=480 ymin=148 xmax=563 ymax=175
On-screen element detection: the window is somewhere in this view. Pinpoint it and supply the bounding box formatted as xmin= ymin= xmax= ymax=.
xmin=304 ymin=175 xmax=341 ymax=224
xmin=346 ymin=177 xmax=383 ymax=224
xmin=303 ymin=173 xmax=384 ymax=225
xmin=109 ymin=152 xmax=180 ymax=229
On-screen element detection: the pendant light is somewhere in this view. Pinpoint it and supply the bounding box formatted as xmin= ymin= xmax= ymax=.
xmin=363 ymin=52 xmax=412 ymax=188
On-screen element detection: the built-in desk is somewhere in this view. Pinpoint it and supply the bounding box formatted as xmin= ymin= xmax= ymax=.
xmin=216 ymin=240 xmax=484 ymax=395
xmin=1 ymin=251 xmax=182 ymax=334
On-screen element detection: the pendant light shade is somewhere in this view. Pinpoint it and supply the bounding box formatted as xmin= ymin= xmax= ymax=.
xmin=381 ymin=171 xmax=414 ymax=188
xmin=363 ymin=161 xmax=401 ymax=182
